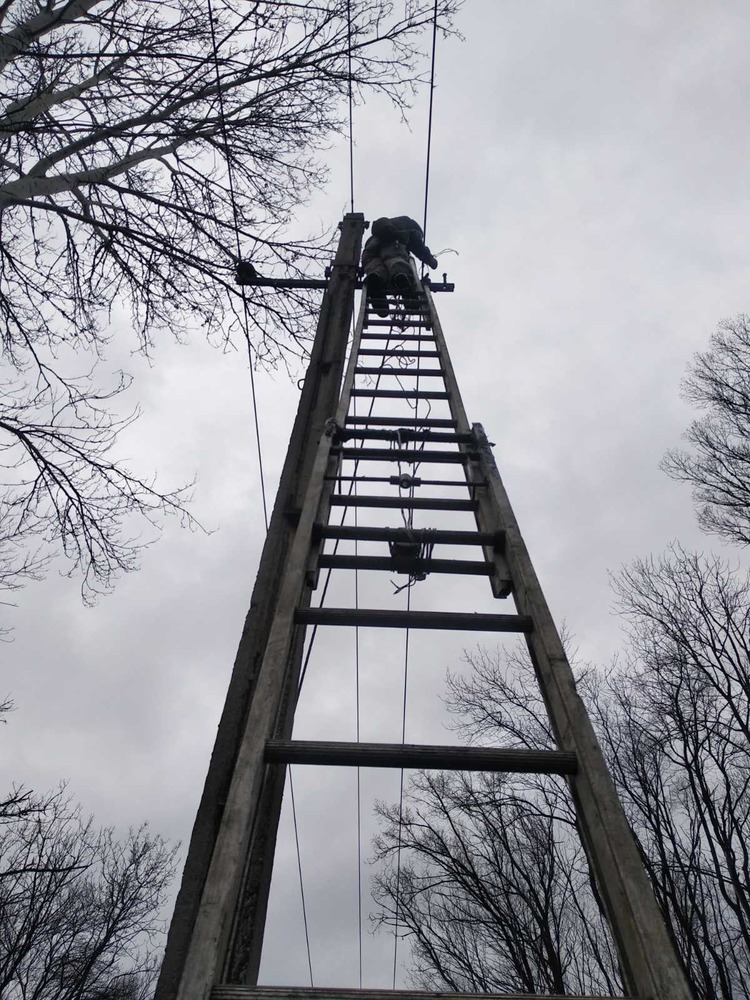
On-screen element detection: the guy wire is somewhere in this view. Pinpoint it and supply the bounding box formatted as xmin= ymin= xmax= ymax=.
xmin=347 ymin=0 xmax=356 ymax=213
xmin=207 ymin=0 xmax=269 ymax=527
xmin=421 ymin=0 xmax=439 ymax=246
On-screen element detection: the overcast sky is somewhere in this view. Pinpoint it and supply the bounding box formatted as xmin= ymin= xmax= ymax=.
xmin=4 ymin=0 xmax=750 ymax=991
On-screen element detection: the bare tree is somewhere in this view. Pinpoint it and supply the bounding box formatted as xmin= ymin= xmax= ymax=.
xmin=0 ymin=0 xmax=459 ymax=612
xmin=1 ymin=368 xmax=193 ymax=605
xmin=606 ymin=545 xmax=750 ymax=1000
xmin=374 ymin=547 xmax=750 ymax=998
xmin=0 ymin=0 xmax=457 ymax=359
xmin=0 ymin=700 xmax=37 ymax=819
xmin=0 ymin=783 xmax=177 ymax=1000
xmin=663 ymin=315 xmax=750 ymax=545
xmin=372 ymin=646 xmax=621 ymax=996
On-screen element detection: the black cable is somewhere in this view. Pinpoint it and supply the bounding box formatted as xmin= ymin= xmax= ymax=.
xmin=353 ymin=388 xmax=364 ymax=990
xmin=207 ymin=0 xmax=269 ymax=529
xmin=347 ymin=0 xmax=356 ymax=213
xmin=392 ymin=304 xmax=425 ymax=984
xmin=291 ymin=312 xmax=419 ymax=983
xmin=289 ymin=769 xmax=315 ymax=986
xmin=421 ymin=0 xmax=439 ymax=248
xmin=391 ymin=589 xmax=411 ymax=988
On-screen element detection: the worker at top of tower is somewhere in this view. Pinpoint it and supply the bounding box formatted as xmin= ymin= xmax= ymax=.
xmin=362 ymin=215 xmax=438 ymax=317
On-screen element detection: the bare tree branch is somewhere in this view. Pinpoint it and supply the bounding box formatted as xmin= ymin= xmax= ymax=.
xmin=0 ymin=368 xmax=197 ymax=607
xmin=0 ymin=783 xmax=177 ymax=1000
xmin=663 ymin=314 xmax=750 ymax=545
xmin=374 ymin=576 xmax=750 ymax=1000
xmin=0 ymin=0 xmax=462 ymax=615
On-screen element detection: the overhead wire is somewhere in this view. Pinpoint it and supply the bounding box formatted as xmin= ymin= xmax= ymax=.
xmin=391 ymin=2 xmax=443 ymax=968
xmin=391 ymin=586 xmax=412 ymax=989
xmin=294 ymin=326 xmax=404 ymax=986
xmin=353 ymin=389 xmax=364 ymax=989
xmin=347 ymin=0 xmax=356 ymax=213
xmin=392 ymin=0 xmax=443 ymax=940
xmin=207 ymin=0 xmax=269 ymax=529
xmin=391 ymin=297 xmax=424 ymax=986
xmin=421 ymin=0 xmax=440 ymax=279
xmin=289 ymin=771 xmax=315 ymax=985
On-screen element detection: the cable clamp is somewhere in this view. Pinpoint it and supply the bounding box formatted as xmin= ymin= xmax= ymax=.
xmin=390 ymin=473 xmax=421 ymax=490
xmin=324 ymin=417 xmax=341 ymax=439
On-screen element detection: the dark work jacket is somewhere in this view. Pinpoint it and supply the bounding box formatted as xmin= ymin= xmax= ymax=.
xmin=364 ymin=216 xmax=435 ymax=267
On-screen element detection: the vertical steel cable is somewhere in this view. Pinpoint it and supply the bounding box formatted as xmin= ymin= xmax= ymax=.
xmin=207 ymin=0 xmax=268 ymax=528
xmin=391 ymin=295 xmax=425 ymax=985
xmin=391 ymin=593 xmax=411 ymax=988
xmin=421 ymin=0 xmax=439 ymax=250
xmin=289 ymin=770 xmax=314 ymax=985
xmin=353 ymin=389 xmax=364 ymax=988
xmin=347 ymin=0 xmax=356 ymax=212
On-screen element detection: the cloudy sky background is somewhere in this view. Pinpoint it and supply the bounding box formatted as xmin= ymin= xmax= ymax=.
xmin=4 ymin=0 xmax=750 ymax=989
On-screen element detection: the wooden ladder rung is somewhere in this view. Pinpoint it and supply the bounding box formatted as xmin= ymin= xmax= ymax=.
xmin=337 ymin=447 xmax=470 ymax=463
xmin=365 ymin=318 xmax=431 ymax=327
xmin=351 ymin=389 xmax=450 ymax=399
xmin=313 ymin=525 xmax=504 ymax=547
xmin=354 ymin=366 xmax=444 ymax=376
xmin=359 ymin=333 xmax=435 ymax=341
xmin=345 ymin=416 xmax=457 ymax=427
xmin=213 ymin=988 xmax=635 ymax=1000
xmin=264 ymin=740 xmax=577 ymax=775
xmin=326 ymin=477 xmax=475 ymax=488
xmin=295 ymin=608 xmax=528 ymax=632
xmin=358 ymin=349 xmax=441 ymax=357
xmin=330 ymin=496 xmax=476 ymax=511
xmin=317 ymin=555 xmax=494 ymax=576
xmin=342 ymin=429 xmax=473 ymax=443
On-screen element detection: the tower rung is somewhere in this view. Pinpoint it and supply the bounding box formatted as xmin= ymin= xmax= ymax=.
xmin=330 ymin=496 xmax=475 ymax=511
xmin=327 ymin=477 xmax=477 ymax=489
xmin=317 ymin=555 xmax=494 ymax=576
xmin=337 ymin=448 xmax=470 ymax=463
xmin=345 ymin=416 xmax=456 ymax=427
xmin=264 ymin=740 xmax=577 ymax=775
xmin=314 ymin=525 xmax=504 ymax=547
xmin=366 ymin=303 xmax=428 ymax=312
xmin=342 ymin=429 xmax=473 ymax=443
xmin=359 ymin=333 xmax=435 ymax=341
xmin=354 ymin=367 xmax=444 ymax=376
xmin=365 ymin=318 xmax=431 ymax=327
xmin=295 ymin=608 xmax=529 ymax=632
xmin=365 ymin=310 xmax=429 ymax=317
xmin=358 ymin=349 xmax=441 ymax=357
xmin=351 ymin=389 xmax=450 ymax=399
xmin=213 ymin=989 xmax=634 ymax=1000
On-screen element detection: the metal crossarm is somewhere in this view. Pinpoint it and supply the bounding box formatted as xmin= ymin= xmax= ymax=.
xmin=157 ymin=217 xmax=695 ymax=1000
